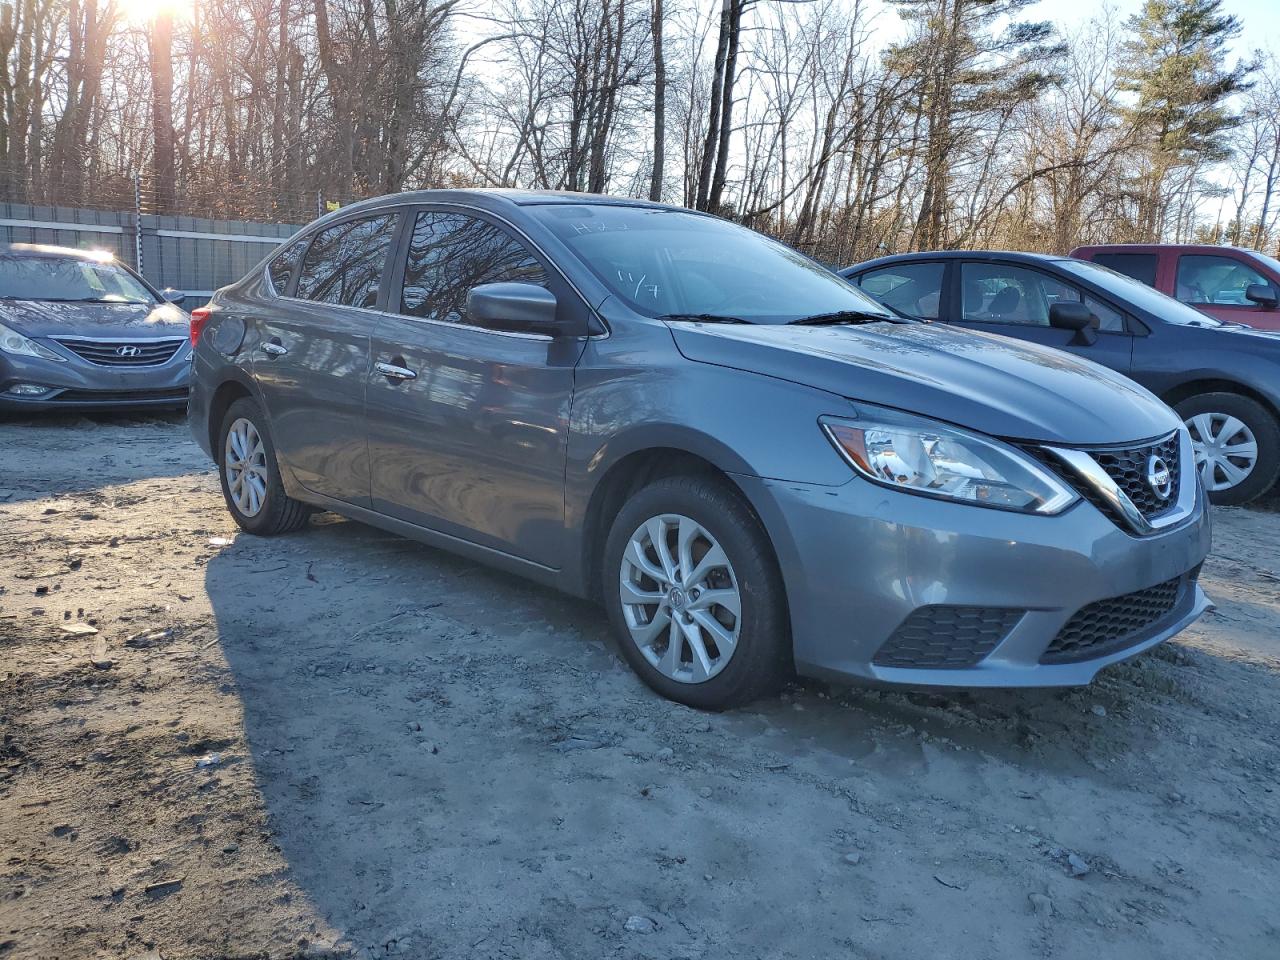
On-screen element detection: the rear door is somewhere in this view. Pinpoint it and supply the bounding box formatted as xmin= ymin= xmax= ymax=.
xmin=365 ymin=206 xmax=586 ymax=567
xmin=252 ymin=211 xmax=400 ymax=507
xmin=947 ymin=260 xmax=1134 ymax=374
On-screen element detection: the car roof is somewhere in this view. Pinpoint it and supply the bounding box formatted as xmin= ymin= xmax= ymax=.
xmin=1070 ymin=243 xmax=1260 ymax=255
xmin=841 ymin=250 xmax=1072 ymax=274
xmin=328 ymin=187 xmax=678 ymax=218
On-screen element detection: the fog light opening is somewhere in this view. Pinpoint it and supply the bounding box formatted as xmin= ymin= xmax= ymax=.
xmin=4 ymin=383 xmax=54 ymax=397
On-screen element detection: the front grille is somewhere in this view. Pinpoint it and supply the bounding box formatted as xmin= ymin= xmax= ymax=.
xmin=51 ymin=388 xmax=188 ymax=404
xmin=1040 ymin=577 xmax=1183 ymax=664
xmin=54 ymin=338 xmax=185 ymax=366
xmin=1030 ymin=432 xmax=1182 ymax=530
xmin=873 ymin=605 xmax=1023 ymax=668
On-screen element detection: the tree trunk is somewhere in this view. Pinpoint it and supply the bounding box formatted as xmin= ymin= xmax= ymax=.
xmin=648 ymin=0 xmax=665 ymax=201
xmin=149 ymin=12 xmax=176 ymax=214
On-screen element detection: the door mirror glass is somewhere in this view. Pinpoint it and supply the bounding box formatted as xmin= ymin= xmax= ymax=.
xmin=161 ymin=288 xmax=186 ymax=305
xmin=467 ymin=282 xmax=559 ymax=334
xmin=1245 ymin=283 xmax=1279 ymax=309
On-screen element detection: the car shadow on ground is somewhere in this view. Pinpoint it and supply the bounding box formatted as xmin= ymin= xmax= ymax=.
xmin=199 ymin=508 xmax=1280 ymax=958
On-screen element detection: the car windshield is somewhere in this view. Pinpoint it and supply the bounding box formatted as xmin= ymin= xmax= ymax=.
xmin=527 ymin=204 xmax=895 ymax=324
xmin=0 ymin=254 xmax=156 ymax=305
xmin=1058 ymin=259 xmax=1224 ymax=327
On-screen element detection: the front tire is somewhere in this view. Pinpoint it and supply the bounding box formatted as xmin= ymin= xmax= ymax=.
xmin=1175 ymin=392 xmax=1280 ymax=506
xmin=602 ymin=474 xmax=790 ymax=710
xmin=217 ymin=397 xmax=311 ymax=535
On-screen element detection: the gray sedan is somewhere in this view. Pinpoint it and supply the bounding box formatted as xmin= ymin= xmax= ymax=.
xmin=189 ymin=191 xmax=1211 ymax=709
xmin=0 ymin=244 xmax=190 ymax=411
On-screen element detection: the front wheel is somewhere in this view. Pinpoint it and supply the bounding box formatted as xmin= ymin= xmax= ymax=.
xmin=1175 ymin=392 xmax=1280 ymax=506
xmin=602 ymin=475 xmax=790 ymax=710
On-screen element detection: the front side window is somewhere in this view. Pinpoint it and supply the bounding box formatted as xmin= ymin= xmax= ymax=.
xmin=856 ymin=262 xmax=944 ymax=319
xmin=0 ymin=255 xmax=155 ymax=304
xmin=295 ymin=214 xmax=398 ymax=308
xmin=399 ymin=212 xmax=547 ymax=324
xmin=526 ymin=203 xmax=894 ymax=323
xmin=960 ymin=262 xmax=1124 ymax=332
xmin=1176 ymin=254 xmax=1273 ymax=305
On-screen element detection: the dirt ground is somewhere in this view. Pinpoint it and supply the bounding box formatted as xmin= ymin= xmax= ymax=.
xmin=1 ymin=413 xmax=1278 ymax=960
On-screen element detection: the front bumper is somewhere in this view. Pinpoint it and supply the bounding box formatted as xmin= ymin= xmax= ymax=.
xmin=736 ymin=473 xmax=1212 ymax=688
xmin=0 ymin=344 xmax=191 ymax=412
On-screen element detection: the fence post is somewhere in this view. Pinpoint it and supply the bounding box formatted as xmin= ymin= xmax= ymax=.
xmin=133 ymin=172 xmax=144 ymax=275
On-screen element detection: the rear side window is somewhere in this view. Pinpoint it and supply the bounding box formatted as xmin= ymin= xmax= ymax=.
xmin=295 ymin=214 xmax=399 ymax=308
xmin=266 ymin=240 xmax=304 ymax=295
xmin=1091 ymin=253 xmax=1157 ymax=288
xmin=855 ymin=262 xmax=944 ymax=319
xmin=399 ymin=212 xmax=546 ymax=324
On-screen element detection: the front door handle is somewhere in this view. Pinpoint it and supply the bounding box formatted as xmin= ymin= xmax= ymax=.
xmin=261 ymin=338 xmax=288 ymax=357
xmin=375 ymin=360 xmax=417 ymax=382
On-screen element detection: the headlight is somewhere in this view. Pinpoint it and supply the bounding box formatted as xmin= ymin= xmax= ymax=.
xmin=821 ymin=408 xmax=1078 ymax=514
xmin=0 ymin=321 xmax=66 ymax=361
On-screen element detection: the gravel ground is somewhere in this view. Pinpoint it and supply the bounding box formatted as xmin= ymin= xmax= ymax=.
xmin=1 ymin=414 xmax=1278 ymax=960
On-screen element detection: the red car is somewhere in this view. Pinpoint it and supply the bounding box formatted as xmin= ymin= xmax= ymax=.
xmin=1070 ymin=244 xmax=1280 ymax=331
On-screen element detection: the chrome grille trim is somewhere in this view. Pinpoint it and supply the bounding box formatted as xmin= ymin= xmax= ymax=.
xmin=1041 ymin=428 xmax=1198 ymax=537
xmin=53 ymin=336 xmax=186 ymax=367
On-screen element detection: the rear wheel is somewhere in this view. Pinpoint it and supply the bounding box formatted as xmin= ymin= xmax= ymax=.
xmin=217 ymin=397 xmax=311 ymax=535
xmin=1175 ymin=392 xmax=1280 ymax=505
xmin=602 ymin=474 xmax=789 ymax=710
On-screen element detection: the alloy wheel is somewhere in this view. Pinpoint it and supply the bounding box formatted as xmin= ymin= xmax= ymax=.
xmin=224 ymin=417 xmax=269 ymax=517
xmin=1185 ymin=412 xmax=1259 ymax=493
xmin=618 ymin=513 xmax=742 ymax=684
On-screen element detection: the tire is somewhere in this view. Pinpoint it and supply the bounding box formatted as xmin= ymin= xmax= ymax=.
xmin=1175 ymin=392 xmax=1280 ymax=506
xmin=602 ymin=474 xmax=790 ymax=710
xmin=217 ymin=397 xmax=311 ymax=535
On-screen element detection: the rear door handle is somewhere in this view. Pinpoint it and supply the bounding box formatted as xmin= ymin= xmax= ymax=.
xmin=261 ymin=338 xmax=287 ymax=357
xmin=375 ymin=360 xmax=417 ymax=382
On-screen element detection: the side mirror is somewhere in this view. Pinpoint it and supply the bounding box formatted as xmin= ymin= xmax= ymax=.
xmin=162 ymin=288 xmax=187 ymax=305
xmin=1245 ymin=283 xmax=1279 ymax=309
xmin=1049 ymin=301 xmax=1097 ymax=345
xmin=467 ymin=282 xmax=560 ymax=335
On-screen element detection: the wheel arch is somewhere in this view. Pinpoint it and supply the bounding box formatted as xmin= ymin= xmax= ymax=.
xmin=1161 ymin=379 xmax=1280 ymax=422
xmin=206 ymin=373 xmax=262 ymax=460
xmin=576 ymin=437 xmax=767 ymax=603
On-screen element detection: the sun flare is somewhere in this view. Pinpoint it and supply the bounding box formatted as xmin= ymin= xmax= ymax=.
xmin=116 ymin=0 xmax=196 ymax=24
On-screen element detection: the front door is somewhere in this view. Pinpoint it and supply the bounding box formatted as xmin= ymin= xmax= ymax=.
xmin=252 ymin=212 xmax=400 ymax=507
xmin=365 ymin=207 xmax=586 ymax=568
xmin=949 ymin=260 xmax=1135 ymax=375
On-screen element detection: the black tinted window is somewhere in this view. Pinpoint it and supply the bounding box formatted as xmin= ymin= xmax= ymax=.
xmin=296 ymin=214 xmax=398 ymax=308
xmin=267 ymin=240 xmax=304 ymax=295
xmin=400 ymin=212 xmax=546 ymax=323
xmin=856 ymin=262 xmax=944 ymax=319
xmin=1091 ymin=253 xmax=1157 ymax=287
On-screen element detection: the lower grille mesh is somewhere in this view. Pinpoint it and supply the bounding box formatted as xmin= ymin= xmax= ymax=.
xmin=1041 ymin=577 xmax=1182 ymax=664
xmin=874 ymin=606 xmax=1023 ymax=668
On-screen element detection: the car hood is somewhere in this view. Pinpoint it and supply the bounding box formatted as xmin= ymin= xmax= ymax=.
xmin=0 ymin=299 xmax=188 ymax=338
xmin=670 ymin=320 xmax=1179 ymax=445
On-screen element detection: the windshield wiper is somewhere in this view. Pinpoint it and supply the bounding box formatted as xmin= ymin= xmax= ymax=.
xmin=788 ymin=310 xmax=902 ymax=326
xmin=658 ymin=313 xmax=749 ymax=324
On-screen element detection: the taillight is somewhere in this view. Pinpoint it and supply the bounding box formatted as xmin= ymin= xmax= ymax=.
xmin=189 ymin=307 xmax=212 ymax=346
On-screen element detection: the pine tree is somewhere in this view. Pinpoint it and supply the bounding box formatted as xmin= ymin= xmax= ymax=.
xmin=887 ymin=0 xmax=1065 ymax=250
xmin=1118 ymin=0 xmax=1254 ymax=238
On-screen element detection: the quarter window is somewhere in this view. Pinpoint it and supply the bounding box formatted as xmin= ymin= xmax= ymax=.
xmin=400 ymin=212 xmax=547 ymax=324
xmin=960 ymin=262 xmax=1124 ymax=332
xmin=295 ymin=214 xmax=398 ymax=308
xmin=1175 ymin=254 xmax=1274 ymax=306
xmin=855 ymin=262 xmax=944 ymax=319
xmin=266 ymin=240 xmax=305 ymax=296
